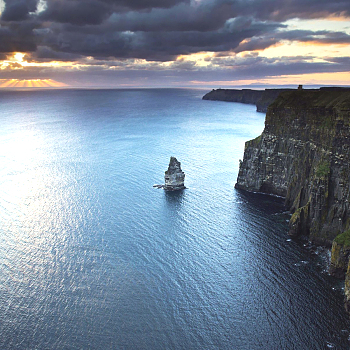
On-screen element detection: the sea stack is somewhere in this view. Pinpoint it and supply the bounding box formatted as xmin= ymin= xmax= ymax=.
xmin=164 ymin=157 xmax=186 ymax=191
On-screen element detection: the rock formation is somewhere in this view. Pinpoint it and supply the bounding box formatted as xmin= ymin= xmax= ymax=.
xmin=235 ymin=87 xmax=350 ymax=310
xmin=164 ymin=157 xmax=186 ymax=191
xmin=202 ymin=88 xmax=292 ymax=112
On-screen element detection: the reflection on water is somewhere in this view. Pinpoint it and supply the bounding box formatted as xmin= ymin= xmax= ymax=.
xmin=164 ymin=189 xmax=186 ymax=205
xmin=235 ymin=189 xmax=286 ymax=214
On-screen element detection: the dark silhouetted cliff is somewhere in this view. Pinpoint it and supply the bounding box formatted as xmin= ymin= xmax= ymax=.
xmin=202 ymin=88 xmax=292 ymax=112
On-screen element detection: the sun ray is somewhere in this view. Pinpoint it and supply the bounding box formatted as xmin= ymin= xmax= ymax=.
xmin=36 ymin=80 xmax=50 ymax=87
xmin=0 ymin=79 xmax=68 ymax=88
xmin=7 ymin=80 xmax=20 ymax=87
xmin=0 ymin=79 xmax=17 ymax=87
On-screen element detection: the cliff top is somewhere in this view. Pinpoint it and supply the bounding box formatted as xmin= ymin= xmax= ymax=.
xmin=269 ymin=89 xmax=350 ymax=111
xmin=202 ymin=87 xmax=293 ymax=112
xmin=263 ymin=88 xmax=350 ymax=147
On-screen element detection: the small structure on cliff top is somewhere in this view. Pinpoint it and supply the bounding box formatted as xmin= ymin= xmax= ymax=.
xmin=153 ymin=157 xmax=186 ymax=190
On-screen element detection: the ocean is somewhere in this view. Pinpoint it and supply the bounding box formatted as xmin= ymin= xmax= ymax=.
xmin=0 ymin=88 xmax=349 ymax=349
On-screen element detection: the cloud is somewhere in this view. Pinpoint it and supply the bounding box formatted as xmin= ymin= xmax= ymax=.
xmin=24 ymin=45 xmax=83 ymax=61
xmin=33 ymin=15 xmax=283 ymax=61
xmin=38 ymin=0 xmax=191 ymax=26
xmin=205 ymin=55 xmax=350 ymax=78
xmin=39 ymin=1 xmax=110 ymax=25
xmin=276 ymin=29 xmax=350 ymax=44
xmin=0 ymin=0 xmax=349 ymax=85
xmin=1 ymin=54 xmax=348 ymax=88
xmin=2 ymin=0 xmax=350 ymax=58
xmin=233 ymin=29 xmax=350 ymax=53
xmin=0 ymin=23 xmax=37 ymax=53
xmin=233 ymin=0 xmax=350 ymax=21
xmin=1 ymin=0 xmax=38 ymax=21
xmin=325 ymin=56 xmax=350 ymax=64
xmin=102 ymin=0 xmax=190 ymax=10
xmin=0 ymin=52 xmax=10 ymax=60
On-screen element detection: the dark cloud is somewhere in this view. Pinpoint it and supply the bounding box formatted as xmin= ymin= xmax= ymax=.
xmin=233 ymin=0 xmax=350 ymax=21
xmin=325 ymin=56 xmax=350 ymax=64
xmin=233 ymin=29 xmax=350 ymax=53
xmin=33 ymin=12 xmax=283 ymax=61
xmin=100 ymin=0 xmax=190 ymax=10
xmin=35 ymin=23 xmax=349 ymax=62
xmin=24 ymin=45 xmax=83 ymax=62
xmin=105 ymin=2 xmax=236 ymax=32
xmin=38 ymin=0 xmax=190 ymax=26
xmin=247 ymin=57 xmax=349 ymax=77
xmin=205 ymin=55 xmax=350 ymax=78
xmin=39 ymin=1 xmax=110 ymax=25
xmin=1 ymin=0 xmax=38 ymax=21
xmin=275 ymin=29 xmax=350 ymax=44
xmin=37 ymin=24 xmax=279 ymax=61
xmin=233 ymin=37 xmax=279 ymax=53
xmin=34 ymin=0 xmax=350 ymax=62
xmin=0 ymin=0 xmax=40 ymax=53
xmin=0 ymin=0 xmax=349 ymax=84
xmin=0 ymin=24 xmax=37 ymax=53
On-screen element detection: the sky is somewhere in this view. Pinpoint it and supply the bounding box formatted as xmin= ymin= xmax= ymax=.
xmin=0 ymin=0 xmax=349 ymax=88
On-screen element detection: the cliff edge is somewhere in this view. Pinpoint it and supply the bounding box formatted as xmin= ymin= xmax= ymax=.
xmin=235 ymin=88 xmax=350 ymax=309
xmin=203 ymin=88 xmax=291 ymax=112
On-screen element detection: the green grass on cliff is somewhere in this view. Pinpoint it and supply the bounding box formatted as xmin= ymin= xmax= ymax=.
xmin=334 ymin=230 xmax=350 ymax=247
xmin=246 ymin=134 xmax=262 ymax=148
xmin=265 ymin=89 xmax=350 ymax=142
xmin=269 ymin=89 xmax=350 ymax=111
xmin=315 ymin=161 xmax=330 ymax=178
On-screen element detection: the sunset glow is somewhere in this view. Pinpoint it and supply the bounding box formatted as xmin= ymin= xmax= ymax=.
xmin=0 ymin=0 xmax=349 ymax=88
xmin=0 ymin=79 xmax=68 ymax=88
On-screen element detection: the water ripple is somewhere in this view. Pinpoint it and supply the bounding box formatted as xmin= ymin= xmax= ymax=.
xmin=0 ymin=89 xmax=349 ymax=349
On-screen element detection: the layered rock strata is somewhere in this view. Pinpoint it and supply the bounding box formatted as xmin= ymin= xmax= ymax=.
xmin=164 ymin=157 xmax=186 ymax=191
xmin=235 ymin=88 xmax=350 ymax=309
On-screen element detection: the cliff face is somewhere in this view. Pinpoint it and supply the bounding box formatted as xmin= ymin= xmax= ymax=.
xmin=203 ymin=88 xmax=291 ymax=112
xmin=235 ymin=88 xmax=350 ymax=309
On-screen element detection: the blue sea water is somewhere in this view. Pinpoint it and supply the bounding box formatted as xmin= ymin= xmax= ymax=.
xmin=0 ymin=88 xmax=349 ymax=349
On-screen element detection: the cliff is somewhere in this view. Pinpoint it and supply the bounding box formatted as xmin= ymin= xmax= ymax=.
xmin=235 ymin=88 xmax=350 ymax=309
xmin=202 ymin=88 xmax=291 ymax=112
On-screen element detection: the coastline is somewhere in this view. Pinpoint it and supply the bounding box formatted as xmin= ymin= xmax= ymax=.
xmin=204 ymin=87 xmax=350 ymax=312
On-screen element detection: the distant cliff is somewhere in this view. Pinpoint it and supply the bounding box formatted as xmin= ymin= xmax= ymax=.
xmin=202 ymin=88 xmax=291 ymax=112
xmin=235 ymin=87 xmax=350 ymax=310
